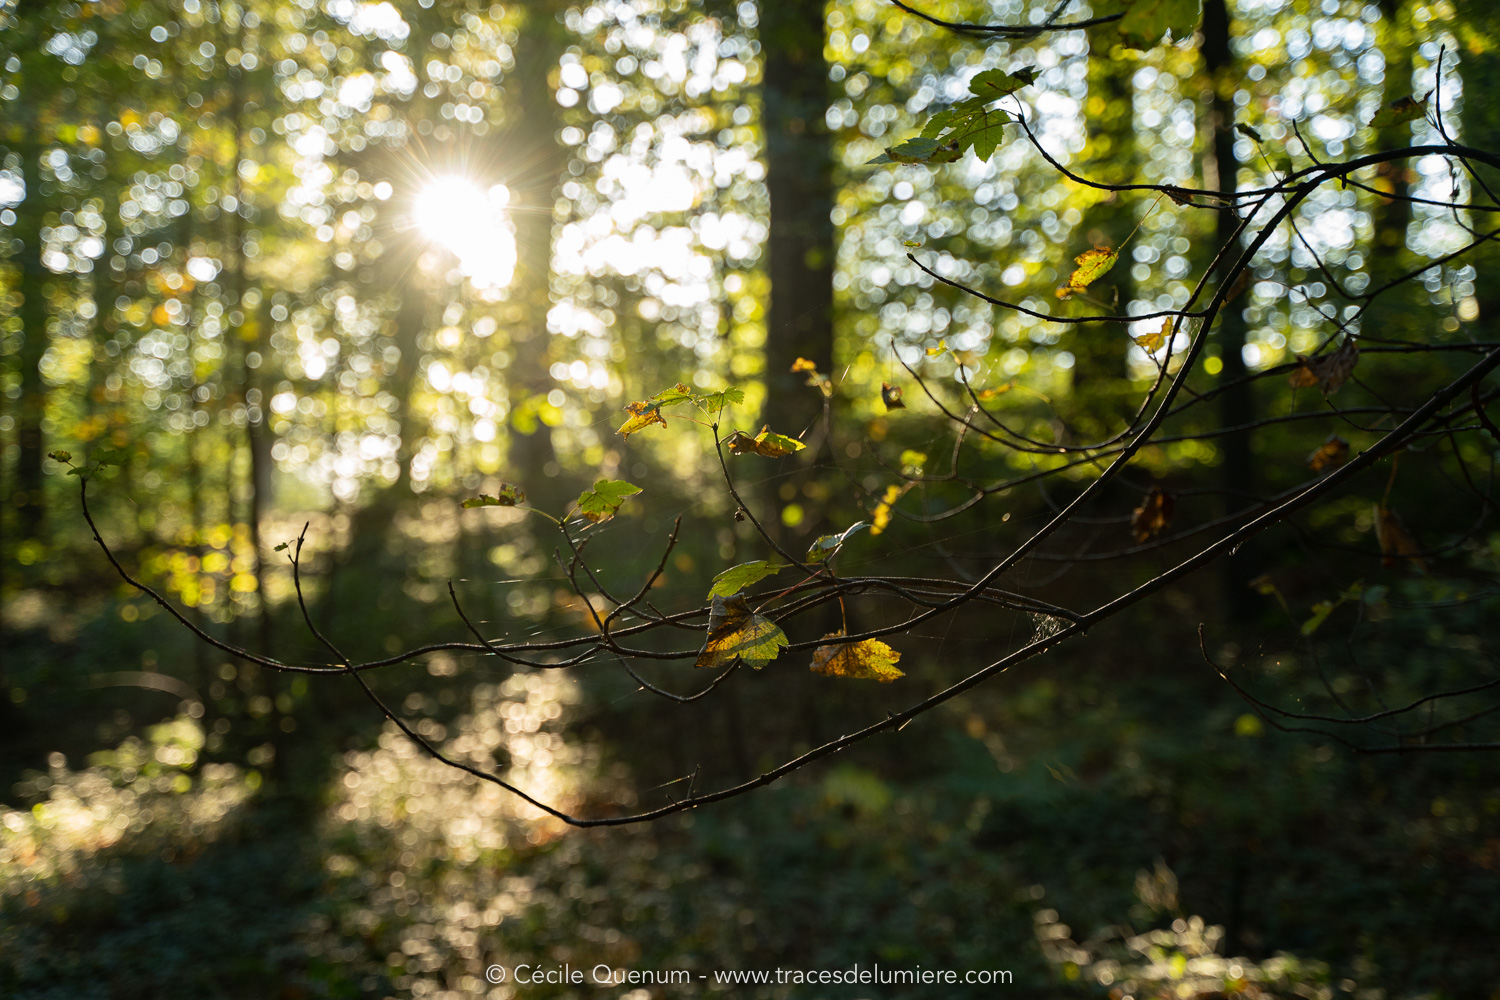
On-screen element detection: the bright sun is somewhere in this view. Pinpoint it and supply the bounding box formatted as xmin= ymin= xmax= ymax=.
xmin=411 ymin=175 xmax=517 ymax=289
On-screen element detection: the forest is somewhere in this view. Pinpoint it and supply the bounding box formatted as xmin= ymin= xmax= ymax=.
xmin=3 ymin=0 xmax=1499 ymax=996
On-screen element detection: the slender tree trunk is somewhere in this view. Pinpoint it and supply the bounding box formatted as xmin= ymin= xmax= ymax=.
xmin=760 ymin=0 xmax=835 ymax=440
xmin=1202 ymin=0 xmax=1257 ymax=620
xmin=503 ymin=4 xmax=568 ymax=512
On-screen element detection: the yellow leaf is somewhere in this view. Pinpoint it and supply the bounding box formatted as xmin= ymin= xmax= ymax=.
xmin=695 ymin=593 xmax=789 ymax=671
xmin=791 ymin=357 xmax=819 ymax=373
xmin=725 ymin=426 xmax=806 ymax=457
xmin=870 ymin=483 xmax=904 ymax=536
xmin=925 ymin=340 xmax=948 ymax=357
xmin=810 ymin=631 xmax=904 ymax=682
xmin=617 ymin=400 xmax=667 ymax=437
xmin=1133 ymin=317 xmax=1172 ymax=353
xmin=1065 ymin=244 xmax=1119 ymax=294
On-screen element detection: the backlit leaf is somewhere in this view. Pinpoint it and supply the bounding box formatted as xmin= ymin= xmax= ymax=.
xmin=810 ymin=631 xmax=904 ymax=683
xmin=707 ymin=559 xmax=789 ymax=599
xmin=881 ymin=382 xmax=905 ymax=410
xmin=968 ymin=67 xmax=1035 ymax=100
xmin=1130 ymin=488 xmax=1174 ymax=543
xmin=577 ymin=480 xmax=642 ymax=523
xmin=1288 ymin=339 xmax=1358 ymax=395
xmin=726 ymin=426 xmax=807 ymax=457
xmin=870 ymin=483 xmax=906 ymax=536
xmin=903 ymin=240 xmax=924 ymax=248
xmin=1306 ymin=435 xmax=1350 ymax=473
xmin=1301 ymin=599 xmax=1337 ymax=636
xmin=1065 ymin=245 xmax=1119 ymax=294
xmin=1235 ymin=122 xmax=1263 ymax=142
xmin=47 ymin=450 xmax=72 ymax=463
xmin=807 ymin=521 xmax=869 ymax=563
xmin=1133 ymin=318 xmax=1172 ymax=353
xmin=900 ymin=450 xmax=927 ymax=475
xmin=1368 ymin=91 xmax=1430 ymax=129
xmin=652 ymin=382 xmax=695 ymax=405
xmin=462 ymin=482 xmax=527 ymax=508
xmin=925 ymin=341 xmax=948 ymax=357
xmin=694 ymin=593 xmax=788 ymax=671
xmin=690 ymin=386 xmax=745 ymax=416
xmin=1374 ymin=504 xmax=1427 ymax=572
xmin=1118 ymin=0 xmax=1202 ymax=50
xmin=617 ymin=400 xmax=667 ymax=437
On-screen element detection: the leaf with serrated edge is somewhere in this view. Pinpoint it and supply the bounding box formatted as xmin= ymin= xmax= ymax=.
xmin=693 ymin=386 xmax=744 ymax=412
xmin=577 ymin=480 xmax=642 ymax=523
xmin=807 ymin=521 xmax=870 ymax=563
xmin=651 ymin=382 xmax=695 ymax=405
xmin=968 ymin=68 xmax=1034 ymax=100
xmin=1066 ymin=245 xmax=1119 ymax=293
xmin=707 ymin=560 xmax=789 ymax=599
xmin=726 ymin=427 xmax=806 ymax=457
xmin=695 ymin=593 xmax=788 ymax=670
xmin=810 ymin=632 xmax=904 ymax=682
xmin=462 ymin=483 xmax=526 ymax=509
xmin=617 ymin=400 xmax=667 ymax=437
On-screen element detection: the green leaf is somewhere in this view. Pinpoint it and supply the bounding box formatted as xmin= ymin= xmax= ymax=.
xmin=47 ymin=450 xmax=72 ymax=463
xmin=692 ymin=386 xmax=744 ymax=412
xmin=707 ymin=559 xmax=790 ymax=599
xmin=1118 ymin=0 xmax=1202 ymax=50
xmin=651 ymin=382 xmax=695 ymax=405
xmin=577 ymin=480 xmax=642 ymax=523
xmin=807 ymin=521 xmax=870 ymax=563
xmin=1301 ymin=599 xmax=1337 ymax=636
xmin=1235 ymin=122 xmax=1263 ymax=142
xmin=968 ymin=67 xmax=1034 ymax=100
xmin=1368 ymin=91 xmax=1430 ymax=129
xmin=273 ymin=541 xmax=290 ymax=552
xmin=461 ymin=483 xmax=527 ymax=508
xmin=695 ymin=593 xmax=789 ymax=670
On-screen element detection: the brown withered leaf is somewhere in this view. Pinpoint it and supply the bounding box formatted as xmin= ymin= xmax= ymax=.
xmin=1289 ymin=338 xmax=1358 ymax=394
xmin=725 ymin=426 xmax=807 ymax=457
xmin=1306 ymin=435 xmax=1350 ymax=473
xmin=695 ymin=593 xmax=788 ymax=671
xmin=1130 ymin=488 xmax=1174 ymax=543
xmin=881 ymin=382 xmax=905 ymax=410
xmin=810 ymin=631 xmax=904 ymax=683
xmin=1374 ymin=504 xmax=1428 ymax=573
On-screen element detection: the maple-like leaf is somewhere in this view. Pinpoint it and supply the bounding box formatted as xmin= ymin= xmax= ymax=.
xmin=1368 ymin=91 xmax=1430 ymax=129
xmin=1307 ymin=435 xmax=1350 ymax=473
xmin=617 ymin=400 xmax=667 ymax=437
xmin=807 ymin=521 xmax=870 ymax=563
xmin=1374 ymin=504 xmax=1427 ymax=572
xmin=1063 ymin=245 xmax=1119 ymax=296
xmin=695 ymin=593 xmax=788 ymax=671
xmin=967 ymin=67 xmax=1035 ymax=100
xmin=1133 ymin=318 xmax=1172 ymax=353
xmin=1130 ymin=488 xmax=1174 ymax=543
xmin=810 ymin=631 xmax=904 ymax=683
xmin=881 ymin=382 xmax=905 ymax=410
xmin=1118 ymin=0 xmax=1203 ymax=50
xmin=707 ymin=559 xmax=789 ymax=599
xmin=725 ymin=427 xmax=806 ymax=457
xmin=576 ymin=480 xmax=642 ymax=523
xmin=1289 ymin=339 xmax=1359 ymax=394
xmin=462 ymin=483 xmax=527 ymax=508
